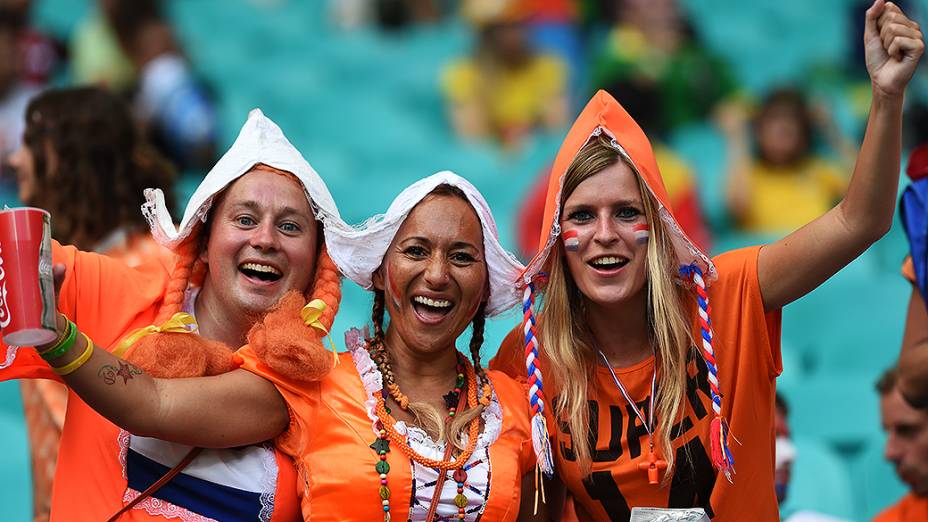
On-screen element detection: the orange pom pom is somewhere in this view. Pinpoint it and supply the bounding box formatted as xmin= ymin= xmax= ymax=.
xmin=247 ymin=249 xmax=342 ymax=382
xmin=126 ymin=332 xmax=234 ymax=378
xmin=248 ymin=291 xmax=334 ymax=381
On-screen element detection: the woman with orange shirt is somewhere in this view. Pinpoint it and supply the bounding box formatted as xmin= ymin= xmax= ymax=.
xmin=491 ymin=2 xmax=923 ymax=519
xmin=240 ymin=172 xmax=546 ymax=520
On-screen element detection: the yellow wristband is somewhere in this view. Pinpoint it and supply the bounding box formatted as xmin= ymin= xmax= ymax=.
xmin=52 ymin=333 xmax=94 ymax=376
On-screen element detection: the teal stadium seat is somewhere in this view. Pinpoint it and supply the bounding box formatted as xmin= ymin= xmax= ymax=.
xmin=779 ymin=374 xmax=882 ymax=452
xmin=0 ymin=381 xmax=32 ymax=522
xmin=781 ymin=437 xmax=856 ymax=521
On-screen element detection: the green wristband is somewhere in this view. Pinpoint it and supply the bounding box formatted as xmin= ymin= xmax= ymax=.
xmin=40 ymin=319 xmax=78 ymax=360
xmin=37 ymin=318 xmax=71 ymax=356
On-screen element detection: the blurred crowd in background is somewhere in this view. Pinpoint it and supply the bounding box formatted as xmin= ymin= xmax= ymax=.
xmin=0 ymin=0 xmax=926 ymax=521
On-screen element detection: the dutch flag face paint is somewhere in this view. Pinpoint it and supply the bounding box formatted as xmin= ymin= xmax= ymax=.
xmin=632 ymin=224 xmax=649 ymax=244
xmin=562 ymin=229 xmax=579 ymax=251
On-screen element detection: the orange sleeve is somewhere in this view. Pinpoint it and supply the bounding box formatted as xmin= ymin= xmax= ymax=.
xmin=903 ymin=256 xmax=916 ymax=284
xmin=489 ymin=325 xmax=527 ymax=383
xmin=872 ymin=499 xmax=903 ymax=522
xmin=488 ymin=371 xmax=537 ymax=477
xmin=234 ymin=345 xmax=319 ymax=460
xmin=710 ymin=246 xmax=783 ymax=378
xmin=0 ymin=241 xmax=168 ymax=381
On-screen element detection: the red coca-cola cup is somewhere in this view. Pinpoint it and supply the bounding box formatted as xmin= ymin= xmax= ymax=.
xmin=0 ymin=208 xmax=57 ymax=346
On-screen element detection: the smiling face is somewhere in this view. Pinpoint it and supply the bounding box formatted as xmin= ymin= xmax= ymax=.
xmin=199 ymin=168 xmax=318 ymax=317
xmin=373 ymin=192 xmax=488 ymax=357
xmin=560 ymin=161 xmax=650 ymax=310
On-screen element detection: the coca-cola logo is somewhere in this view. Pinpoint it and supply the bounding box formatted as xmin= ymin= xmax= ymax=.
xmin=0 ymin=243 xmax=9 ymax=329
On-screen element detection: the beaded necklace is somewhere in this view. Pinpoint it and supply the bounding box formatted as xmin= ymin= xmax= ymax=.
xmin=368 ymin=346 xmax=482 ymax=521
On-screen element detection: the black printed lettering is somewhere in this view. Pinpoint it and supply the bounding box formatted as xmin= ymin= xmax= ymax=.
xmin=583 ymin=471 xmax=631 ymax=522
xmin=667 ymin=435 xmax=716 ymax=518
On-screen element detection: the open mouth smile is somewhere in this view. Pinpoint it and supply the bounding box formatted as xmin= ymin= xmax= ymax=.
xmin=588 ymin=255 xmax=629 ymax=273
xmin=239 ymin=262 xmax=283 ymax=284
xmin=411 ymin=294 xmax=454 ymax=324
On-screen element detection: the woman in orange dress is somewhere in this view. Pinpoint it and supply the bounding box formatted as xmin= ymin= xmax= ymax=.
xmin=491 ymin=2 xmax=924 ymax=520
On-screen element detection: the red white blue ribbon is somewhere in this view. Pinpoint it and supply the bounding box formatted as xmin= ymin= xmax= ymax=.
xmin=680 ymin=263 xmax=735 ymax=482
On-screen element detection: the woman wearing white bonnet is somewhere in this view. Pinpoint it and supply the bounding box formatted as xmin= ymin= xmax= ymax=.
xmin=1 ymin=108 xmax=345 ymax=520
xmin=236 ymin=171 xmax=552 ymax=520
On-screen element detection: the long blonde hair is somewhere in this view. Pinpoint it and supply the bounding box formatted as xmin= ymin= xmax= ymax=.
xmin=542 ymin=134 xmax=695 ymax=478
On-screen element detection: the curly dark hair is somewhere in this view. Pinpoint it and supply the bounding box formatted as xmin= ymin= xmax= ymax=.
xmin=21 ymin=87 xmax=176 ymax=250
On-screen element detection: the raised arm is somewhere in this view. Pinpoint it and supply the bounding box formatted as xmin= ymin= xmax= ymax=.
xmin=758 ymin=0 xmax=924 ymax=311
xmin=34 ymin=266 xmax=289 ymax=448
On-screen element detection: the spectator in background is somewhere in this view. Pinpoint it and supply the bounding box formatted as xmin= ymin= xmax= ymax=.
xmin=441 ymin=0 xmax=568 ymax=149
xmin=775 ymin=393 xmax=795 ymax=506
xmin=722 ymin=88 xmax=857 ymax=235
xmin=874 ymin=366 xmax=928 ymax=521
xmin=111 ymin=0 xmax=216 ymax=171
xmin=6 ymin=86 xmax=176 ymax=522
xmin=0 ymin=11 xmax=40 ymax=177
xmin=589 ymin=0 xmax=737 ymax=138
xmin=70 ymin=0 xmax=136 ymax=92
xmin=1 ymin=0 xmax=63 ymax=88
xmin=72 ymin=0 xmax=217 ymax=171
xmin=516 ymin=82 xmax=711 ymax=260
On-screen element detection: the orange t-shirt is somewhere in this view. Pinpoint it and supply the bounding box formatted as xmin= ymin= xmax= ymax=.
xmin=873 ymin=493 xmax=928 ymax=521
xmin=491 ymin=246 xmax=782 ymax=521
xmin=237 ymin=340 xmax=537 ymax=521
xmin=1 ymin=242 xmax=299 ymax=522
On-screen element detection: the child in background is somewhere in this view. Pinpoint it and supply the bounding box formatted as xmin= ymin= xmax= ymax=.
xmin=441 ymin=0 xmax=568 ymax=149
xmin=722 ymin=88 xmax=857 ymax=234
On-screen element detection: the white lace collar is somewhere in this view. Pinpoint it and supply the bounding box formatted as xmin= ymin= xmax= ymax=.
xmin=345 ymin=328 xmax=503 ymax=450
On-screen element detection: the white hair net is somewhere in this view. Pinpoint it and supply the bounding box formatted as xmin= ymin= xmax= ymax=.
xmin=142 ymin=109 xmax=344 ymax=250
xmin=325 ymin=171 xmax=523 ymax=316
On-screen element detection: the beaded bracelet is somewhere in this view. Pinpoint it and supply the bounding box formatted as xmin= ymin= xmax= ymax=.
xmin=38 ymin=318 xmax=77 ymax=360
xmin=52 ymin=333 xmax=94 ymax=376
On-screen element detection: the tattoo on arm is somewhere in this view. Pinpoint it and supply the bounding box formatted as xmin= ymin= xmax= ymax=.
xmin=98 ymin=360 xmax=143 ymax=385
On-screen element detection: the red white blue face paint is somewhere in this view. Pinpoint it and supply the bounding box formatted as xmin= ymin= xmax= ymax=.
xmin=562 ymin=229 xmax=580 ymax=252
xmin=633 ymin=223 xmax=650 ymax=244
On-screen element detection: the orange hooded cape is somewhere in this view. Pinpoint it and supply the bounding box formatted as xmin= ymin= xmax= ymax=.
xmin=492 ymin=91 xmax=783 ymax=521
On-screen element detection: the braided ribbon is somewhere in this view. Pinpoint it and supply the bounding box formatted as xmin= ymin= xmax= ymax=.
xmin=680 ymin=263 xmax=735 ymax=482
xmin=112 ymin=313 xmax=198 ymax=358
xmin=523 ymin=283 xmax=554 ymax=482
xmin=301 ymin=299 xmax=339 ymax=366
